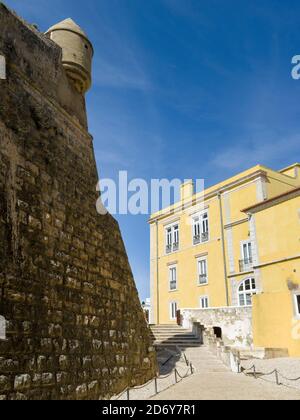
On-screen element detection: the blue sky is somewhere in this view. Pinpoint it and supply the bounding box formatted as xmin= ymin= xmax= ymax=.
xmin=5 ymin=0 xmax=300 ymax=301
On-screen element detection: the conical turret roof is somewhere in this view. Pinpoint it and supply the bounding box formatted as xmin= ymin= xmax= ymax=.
xmin=45 ymin=18 xmax=88 ymax=40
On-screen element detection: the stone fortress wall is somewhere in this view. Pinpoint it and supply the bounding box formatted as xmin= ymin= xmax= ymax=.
xmin=0 ymin=3 xmax=156 ymax=400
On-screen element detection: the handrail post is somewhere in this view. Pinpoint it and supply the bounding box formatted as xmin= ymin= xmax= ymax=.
xmin=127 ymin=388 xmax=130 ymax=400
xmin=253 ymin=366 xmax=257 ymax=379
xmin=190 ymin=363 xmax=193 ymax=375
xmin=184 ymin=353 xmax=188 ymax=366
xmin=175 ymin=369 xmax=178 ymax=383
xmin=275 ymin=370 xmax=280 ymax=386
xmin=154 ymin=377 xmax=158 ymax=394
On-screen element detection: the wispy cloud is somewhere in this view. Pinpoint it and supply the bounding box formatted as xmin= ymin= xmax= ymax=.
xmin=212 ymin=133 xmax=300 ymax=171
xmin=93 ymin=57 xmax=152 ymax=91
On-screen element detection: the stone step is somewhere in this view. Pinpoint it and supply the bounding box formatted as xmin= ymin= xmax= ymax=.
xmin=151 ymin=334 xmax=197 ymax=339
xmin=151 ymin=329 xmax=191 ymax=333
xmin=153 ymin=339 xmax=199 ymax=343
xmin=154 ymin=339 xmax=202 ymax=344
xmin=151 ymin=325 xmax=189 ymax=330
xmin=154 ymin=343 xmax=202 ymax=348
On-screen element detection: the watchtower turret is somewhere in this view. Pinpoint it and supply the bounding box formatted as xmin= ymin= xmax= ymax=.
xmin=45 ymin=18 xmax=93 ymax=94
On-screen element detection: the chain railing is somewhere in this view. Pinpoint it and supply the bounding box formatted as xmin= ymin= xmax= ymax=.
xmin=243 ymin=365 xmax=300 ymax=388
xmin=113 ymin=352 xmax=194 ymax=401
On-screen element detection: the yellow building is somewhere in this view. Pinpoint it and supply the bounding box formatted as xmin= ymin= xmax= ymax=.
xmin=243 ymin=186 xmax=300 ymax=356
xmin=149 ymin=162 xmax=300 ymax=348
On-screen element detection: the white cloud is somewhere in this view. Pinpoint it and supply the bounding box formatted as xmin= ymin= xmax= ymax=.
xmin=93 ymin=57 xmax=152 ymax=91
xmin=212 ymin=133 xmax=300 ymax=171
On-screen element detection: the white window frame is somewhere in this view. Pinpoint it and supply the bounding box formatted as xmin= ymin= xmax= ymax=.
xmin=200 ymin=296 xmax=209 ymax=309
xmin=238 ymin=278 xmax=257 ymax=307
xmin=293 ymin=292 xmax=300 ymax=319
xmin=170 ymin=301 xmax=178 ymax=320
xmin=166 ymin=226 xmax=172 ymax=253
xmin=193 ymin=215 xmax=201 ymax=244
xmin=202 ymin=212 xmax=209 ymax=240
xmin=169 ymin=265 xmax=178 ymax=291
xmin=240 ymin=240 xmax=253 ymax=271
xmin=192 ymin=211 xmax=209 ymax=245
xmin=165 ymin=222 xmax=180 ymax=254
xmin=197 ymin=257 xmax=208 ymax=286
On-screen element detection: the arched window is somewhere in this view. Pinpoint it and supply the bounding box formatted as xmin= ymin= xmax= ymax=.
xmin=238 ymin=278 xmax=257 ymax=307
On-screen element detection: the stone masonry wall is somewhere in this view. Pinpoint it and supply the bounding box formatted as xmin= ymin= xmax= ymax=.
xmin=0 ymin=3 xmax=157 ymax=400
xmin=182 ymin=307 xmax=253 ymax=348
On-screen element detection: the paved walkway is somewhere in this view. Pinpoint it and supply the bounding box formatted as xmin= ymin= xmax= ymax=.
xmin=151 ymin=347 xmax=300 ymax=400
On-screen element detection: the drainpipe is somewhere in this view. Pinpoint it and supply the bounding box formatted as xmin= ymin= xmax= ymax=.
xmin=156 ymin=219 xmax=160 ymax=325
xmin=218 ymin=192 xmax=230 ymax=306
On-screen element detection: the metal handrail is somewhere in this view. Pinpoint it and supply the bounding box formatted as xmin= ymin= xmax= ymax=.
xmin=243 ymin=365 xmax=300 ymax=387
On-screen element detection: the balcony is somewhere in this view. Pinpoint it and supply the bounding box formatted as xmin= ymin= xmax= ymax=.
xmin=239 ymin=257 xmax=253 ymax=272
xmin=170 ymin=280 xmax=177 ymax=291
xmin=193 ymin=232 xmax=209 ymax=245
xmin=173 ymin=242 xmax=179 ymax=252
xmin=202 ymin=232 xmax=209 ymax=242
xmin=193 ymin=234 xmax=201 ymax=245
xmin=166 ymin=243 xmax=179 ymax=254
xmin=199 ymin=274 xmax=208 ymax=285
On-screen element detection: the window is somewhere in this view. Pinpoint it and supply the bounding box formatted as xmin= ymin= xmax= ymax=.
xmin=170 ymin=301 xmax=178 ymax=320
xmin=238 ymin=278 xmax=257 ymax=307
xmin=165 ymin=223 xmax=179 ymax=254
xmin=239 ymin=241 xmax=253 ymax=272
xmin=200 ymin=296 xmax=209 ymax=309
xmin=198 ymin=258 xmax=208 ymax=285
xmin=173 ymin=225 xmax=179 ymax=251
xmin=193 ymin=216 xmax=201 ymax=244
xmin=193 ymin=212 xmax=209 ymax=245
xmin=202 ymin=213 xmax=209 ymax=242
xmin=294 ymin=293 xmax=300 ymax=317
xmin=169 ymin=266 xmax=177 ymax=291
xmin=166 ymin=227 xmax=172 ymax=253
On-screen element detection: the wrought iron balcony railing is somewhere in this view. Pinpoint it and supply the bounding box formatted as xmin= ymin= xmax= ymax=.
xmin=170 ymin=280 xmax=177 ymax=291
xmin=166 ymin=243 xmax=179 ymax=254
xmin=193 ymin=232 xmax=209 ymax=245
xmin=201 ymin=231 xmax=209 ymax=242
xmin=173 ymin=242 xmax=179 ymax=252
xmin=193 ymin=234 xmax=201 ymax=245
xmin=239 ymin=257 xmax=253 ymax=272
xmin=166 ymin=244 xmax=172 ymax=254
xmin=199 ymin=274 xmax=208 ymax=285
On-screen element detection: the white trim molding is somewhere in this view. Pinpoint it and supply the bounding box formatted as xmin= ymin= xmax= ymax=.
xmin=226 ymin=228 xmax=235 ymax=274
xmin=256 ymin=177 xmax=268 ymax=202
xmin=293 ymin=292 xmax=300 ymax=320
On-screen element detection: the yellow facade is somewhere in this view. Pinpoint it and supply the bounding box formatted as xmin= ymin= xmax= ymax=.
xmin=245 ymin=187 xmax=300 ymax=356
xmin=149 ymin=163 xmax=300 ymax=351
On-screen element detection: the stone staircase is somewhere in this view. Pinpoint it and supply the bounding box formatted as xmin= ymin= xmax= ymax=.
xmin=150 ymin=324 xmax=202 ymax=348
